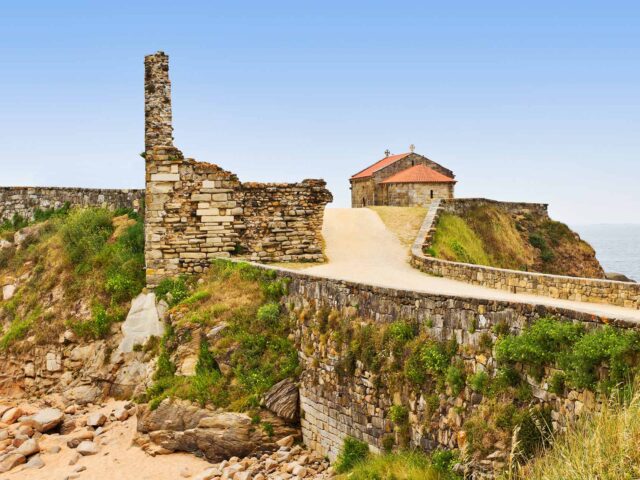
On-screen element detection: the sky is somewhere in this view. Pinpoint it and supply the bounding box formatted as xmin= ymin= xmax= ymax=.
xmin=1 ymin=1 xmax=639 ymax=224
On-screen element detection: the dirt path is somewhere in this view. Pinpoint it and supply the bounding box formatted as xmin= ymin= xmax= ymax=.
xmin=304 ymin=208 xmax=640 ymax=322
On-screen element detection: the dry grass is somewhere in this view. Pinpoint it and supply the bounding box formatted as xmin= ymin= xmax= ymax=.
xmin=431 ymin=213 xmax=492 ymax=266
xmin=506 ymin=386 xmax=640 ymax=480
xmin=369 ymin=206 xmax=428 ymax=249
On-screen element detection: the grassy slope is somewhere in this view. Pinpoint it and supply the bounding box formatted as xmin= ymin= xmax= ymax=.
xmin=338 ymin=450 xmax=459 ymax=480
xmin=431 ymin=205 xmax=604 ymax=278
xmin=146 ymin=260 xmax=299 ymax=413
xmin=370 ymin=206 xmax=428 ymax=249
xmin=0 ymin=208 xmax=145 ymax=351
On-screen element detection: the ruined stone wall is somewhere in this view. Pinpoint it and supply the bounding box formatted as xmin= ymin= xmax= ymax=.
xmin=411 ymin=199 xmax=640 ymax=309
xmin=0 ymin=187 xmax=144 ymax=222
xmin=240 ymin=181 xmax=332 ymax=263
xmin=385 ymin=182 xmax=454 ymax=206
xmin=145 ymin=51 xmax=173 ymax=151
xmin=143 ymin=52 xmax=332 ymax=285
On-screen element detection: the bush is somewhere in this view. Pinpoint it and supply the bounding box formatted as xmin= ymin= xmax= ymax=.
xmin=389 ymin=405 xmax=409 ymax=425
xmin=68 ymin=304 xmax=122 ymax=339
xmin=256 ymin=302 xmax=280 ymax=327
xmin=195 ymin=338 xmax=220 ymax=376
xmin=339 ymin=450 xmax=460 ymax=480
xmin=0 ymin=308 xmax=40 ymax=350
xmin=469 ymin=371 xmax=491 ymax=394
xmin=446 ymin=364 xmax=466 ymax=396
xmin=335 ymin=437 xmax=370 ymax=473
xmin=155 ymin=276 xmax=190 ymax=306
xmin=61 ymin=209 xmax=113 ymax=268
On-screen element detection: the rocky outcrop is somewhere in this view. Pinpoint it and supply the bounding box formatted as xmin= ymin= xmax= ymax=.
xmin=117 ymin=292 xmax=166 ymax=353
xmin=262 ymin=378 xmax=299 ymax=423
xmin=136 ymin=399 xmax=300 ymax=462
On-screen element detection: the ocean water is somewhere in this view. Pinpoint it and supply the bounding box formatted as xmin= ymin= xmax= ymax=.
xmin=573 ymin=224 xmax=640 ymax=282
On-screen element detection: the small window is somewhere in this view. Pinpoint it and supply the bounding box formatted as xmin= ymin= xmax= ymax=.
xmin=430 ymin=190 xmax=434 ymax=199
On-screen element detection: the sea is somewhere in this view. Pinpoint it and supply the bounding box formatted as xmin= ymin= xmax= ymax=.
xmin=572 ymin=224 xmax=640 ymax=282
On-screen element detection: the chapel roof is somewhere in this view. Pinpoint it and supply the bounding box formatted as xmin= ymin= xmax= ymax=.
xmin=380 ymin=164 xmax=456 ymax=184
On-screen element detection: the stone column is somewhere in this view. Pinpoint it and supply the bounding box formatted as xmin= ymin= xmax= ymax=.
xmin=144 ymin=51 xmax=173 ymax=151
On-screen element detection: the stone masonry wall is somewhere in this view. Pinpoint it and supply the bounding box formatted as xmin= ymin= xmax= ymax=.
xmin=254 ymin=271 xmax=637 ymax=470
xmin=411 ymin=198 xmax=640 ymax=309
xmin=143 ymin=52 xmax=332 ymax=285
xmin=0 ymin=187 xmax=144 ymax=222
xmin=385 ymin=182 xmax=453 ymax=206
xmin=261 ymin=266 xmax=638 ymax=476
xmin=240 ymin=181 xmax=332 ymax=263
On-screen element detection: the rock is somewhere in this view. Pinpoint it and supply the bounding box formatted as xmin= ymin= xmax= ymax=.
xmin=0 ymin=239 xmax=12 ymax=250
xmin=112 ymin=407 xmax=129 ymax=422
xmin=276 ymin=435 xmax=295 ymax=448
xmin=0 ymin=453 xmax=26 ymax=473
xmin=193 ymin=468 xmax=221 ymax=480
xmin=117 ymin=293 xmax=165 ymax=353
xmin=22 ymin=408 xmax=64 ymax=433
xmin=1 ymin=284 xmax=16 ymax=302
xmin=68 ymin=452 xmax=81 ymax=465
xmin=86 ymin=412 xmax=107 ymax=428
xmin=45 ymin=352 xmax=62 ymax=372
xmin=64 ymin=385 xmax=102 ymax=406
xmin=15 ymin=438 xmax=39 ymax=456
xmin=24 ymin=454 xmax=44 ymax=469
xmin=1 ymin=407 xmax=22 ymax=425
xmin=262 ymin=378 xmax=299 ymax=422
xmin=14 ymin=224 xmax=44 ymax=247
xmin=606 ymin=272 xmax=636 ymax=283
xmin=48 ymin=445 xmax=62 ymax=454
xmin=76 ymin=440 xmax=99 ymax=456
xmin=67 ymin=431 xmax=95 ymax=449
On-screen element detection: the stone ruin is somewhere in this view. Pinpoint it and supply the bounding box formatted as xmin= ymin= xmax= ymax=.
xmin=143 ymin=52 xmax=332 ymax=285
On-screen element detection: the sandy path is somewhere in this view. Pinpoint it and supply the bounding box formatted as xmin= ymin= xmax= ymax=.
xmin=8 ymin=400 xmax=211 ymax=480
xmin=304 ymin=208 xmax=640 ymax=323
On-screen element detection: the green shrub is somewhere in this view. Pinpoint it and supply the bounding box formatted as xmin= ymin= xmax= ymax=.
xmin=389 ymin=405 xmax=409 ymax=425
xmin=561 ymin=327 xmax=640 ymax=391
xmin=61 ymin=209 xmax=113 ymax=268
xmin=68 ymin=304 xmax=122 ymax=339
xmin=0 ymin=308 xmax=40 ymax=350
xmin=548 ymin=372 xmax=566 ymax=395
xmin=256 ymin=302 xmax=280 ymax=326
xmin=335 ymin=437 xmax=370 ymax=473
xmin=446 ymin=364 xmax=466 ymax=396
xmin=495 ymin=318 xmax=584 ymax=368
xmin=381 ymin=435 xmax=395 ymax=453
xmin=430 ymin=449 xmax=458 ymax=472
xmin=155 ymin=276 xmax=190 ymax=306
xmin=195 ymin=338 xmax=220 ymax=376
xmin=469 ymin=371 xmax=490 ymax=394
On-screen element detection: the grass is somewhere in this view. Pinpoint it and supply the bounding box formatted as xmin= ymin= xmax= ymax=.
xmin=429 ymin=204 xmax=603 ymax=278
xmin=369 ymin=206 xmax=428 ymax=249
xmin=335 ymin=437 xmax=461 ymax=480
xmin=506 ymin=384 xmax=640 ymax=480
xmin=0 ymin=207 xmax=145 ymax=349
xmin=145 ymin=260 xmax=299 ymax=412
xmin=431 ymin=213 xmax=492 ymax=265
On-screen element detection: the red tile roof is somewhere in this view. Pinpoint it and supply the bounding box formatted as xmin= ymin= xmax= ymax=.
xmin=381 ymin=164 xmax=456 ymax=184
xmin=350 ymin=153 xmax=410 ymax=179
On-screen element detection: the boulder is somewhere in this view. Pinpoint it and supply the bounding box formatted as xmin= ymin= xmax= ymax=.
xmin=262 ymin=378 xmax=299 ymax=422
xmin=0 ymin=239 xmax=12 ymax=250
xmin=67 ymin=430 xmax=95 ymax=449
xmin=64 ymin=384 xmax=102 ymax=405
xmin=22 ymin=408 xmax=64 ymax=433
xmin=76 ymin=440 xmax=99 ymax=456
xmin=117 ymin=293 xmax=165 ymax=353
xmin=1 ymin=284 xmax=16 ymax=302
xmin=86 ymin=412 xmax=107 ymax=428
xmin=0 ymin=453 xmax=26 ymax=473
xmin=1 ymin=407 xmax=22 ymax=425
xmin=137 ymin=399 xmax=212 ymax=434
xmin=15 ymin=438 xmax=39 ymax=456
xmin=13 ymin=224 xmax=44 ymax=247
xmin=25 ymin=454 xmax=45 ymax=469
xmin=112 ymin=407 xmax=129 ymax=422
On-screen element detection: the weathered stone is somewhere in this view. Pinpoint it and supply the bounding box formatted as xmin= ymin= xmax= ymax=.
xmin=117 ymin=293 xmax=165 ymax=353
xmin=263 ymin=379 xmax=299 ymax=423
xmin=1 ymin=407 xmax=22 ymax=425
xmin=0 ymin=453 xmax=26 ymax=473
xmin=76 ymin=440 xmax=99 ymax=456
xmin=86 ymin=412 xmax=107 ymax=428
xmin=15 ymin=438 xmax=39 ymax=456
xmin=22 ymin=408 xmax=64 ymax=433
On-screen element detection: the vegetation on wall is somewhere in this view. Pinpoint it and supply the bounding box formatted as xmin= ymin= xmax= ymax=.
xmin=144 ymin=260 xmax=299 ymax=412
xmin=429 ymin=205 xmax=604 ymax=278
xmin=0 ymin=207 xmax=144 ymax=350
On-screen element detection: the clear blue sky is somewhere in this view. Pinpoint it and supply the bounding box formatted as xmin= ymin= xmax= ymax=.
xmin=1 ymin=1 xmax=638 ymax=224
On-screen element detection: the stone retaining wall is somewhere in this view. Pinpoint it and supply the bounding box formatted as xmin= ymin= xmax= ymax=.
xmin=0 ymin=187 xmax=144 ymax=222
xmin=258 ymin=265 xmax=638 ymax=476
xmin=410 ymin=198 xmax=640 ymax=309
